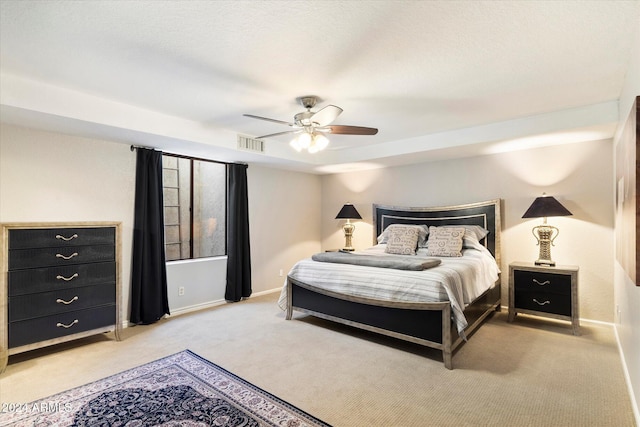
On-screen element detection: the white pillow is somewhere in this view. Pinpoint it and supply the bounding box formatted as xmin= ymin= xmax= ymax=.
xmin=426 ymin=226 xmax=465 ymax=257
xmin=377 ymin=224 xmax=429 ymax=247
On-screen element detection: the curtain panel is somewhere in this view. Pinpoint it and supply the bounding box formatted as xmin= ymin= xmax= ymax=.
xmin=130 ymin=148 xmax=170 ymax=324
xmin=225 ymin=163 xmax=252 ymax=301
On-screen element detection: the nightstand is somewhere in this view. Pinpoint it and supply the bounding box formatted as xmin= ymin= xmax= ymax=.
xmin=508 ymin=262 xmax=579 ymax=335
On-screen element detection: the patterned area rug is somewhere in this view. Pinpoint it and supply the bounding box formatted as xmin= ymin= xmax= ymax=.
xmin=1 ymin=350 xmax=330 ymax=426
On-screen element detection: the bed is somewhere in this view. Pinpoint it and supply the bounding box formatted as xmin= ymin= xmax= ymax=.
xmin=279 ymin=199 xmax=502 ymax=369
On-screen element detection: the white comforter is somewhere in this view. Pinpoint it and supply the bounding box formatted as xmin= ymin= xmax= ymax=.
xmin=278 ymin=239 xmax=500 ymax=336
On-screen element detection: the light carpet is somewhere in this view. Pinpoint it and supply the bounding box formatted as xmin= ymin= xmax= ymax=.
xmin=0 ymin=292 xmax=635 ymax=426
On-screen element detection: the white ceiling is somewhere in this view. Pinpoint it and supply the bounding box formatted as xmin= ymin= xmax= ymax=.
xmin=1 ymin=1 xmax=638 ymax=174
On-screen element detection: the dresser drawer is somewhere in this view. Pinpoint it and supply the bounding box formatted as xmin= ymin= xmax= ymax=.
xmin=513 ymin=270 xmax=571 ymax=295
xmin=8 ymin=262 xmax=115 ymax=296
xmin=514 ymin=290 xmax=571 ymax=316
xmin=9 ymin=284 xmax=116 ymax=321
xmin=8 ymin=227 xmax=115 ymax=249
xmin=8 ymin=244 xmax=115 ymax=270
xmin=8 ymin=305 xmax=116 ymax=348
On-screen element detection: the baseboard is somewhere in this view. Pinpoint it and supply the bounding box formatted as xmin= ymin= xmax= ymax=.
xmin=165 ymin=287 xmax=282 ymax=318
xmin=168 ymin=299 xmax=227 ymax=317
xmin=613 ymin=324 xmax=640 ymax=425
xmin=251 ymin=287 xmax=282 ymax=297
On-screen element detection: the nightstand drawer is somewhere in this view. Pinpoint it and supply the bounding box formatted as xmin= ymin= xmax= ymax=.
xmin=513 ymin=270 xmax=570 ymax=295
xmin=514 ymin=290 xmax=571 ymax=316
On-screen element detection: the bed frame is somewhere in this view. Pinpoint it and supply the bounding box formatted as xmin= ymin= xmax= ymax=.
xmin=285 ymin=199 xmax=502 ymax=369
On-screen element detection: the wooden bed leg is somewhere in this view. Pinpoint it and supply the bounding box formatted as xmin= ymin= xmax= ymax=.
xmin=0 ymin=349 xmax=7 ymax=374
xmin=285 ymin=278 xmax=293 ymax=320
xmin=443 ymin=352 xmax=453 ymax=370
xmin=442 ymin=305 xmax=453 ymax=370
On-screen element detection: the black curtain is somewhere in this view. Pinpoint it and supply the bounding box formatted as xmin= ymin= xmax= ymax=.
xmin=130 ymin=148 xmax=170 ymax=324
xmin=225 ymin=163 xmax=252 ymax=301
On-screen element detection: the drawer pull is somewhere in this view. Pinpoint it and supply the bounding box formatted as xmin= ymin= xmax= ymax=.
xmin=56 ymin=319 xmax=79 ymax=329
xmin=56 ymin=252 xmax=78 ymax=260
xmin=56 ymin=296 xmax=79 ymax=305
xmin=56 ymin=233 xmax=78 ymax=241
xmin=533 ymin=298 xmax=551 ymax=306
xmin=532 ymin=279 xmax=551 ymax=286
xmin=56 ymin=273 xmax=79 ymax=281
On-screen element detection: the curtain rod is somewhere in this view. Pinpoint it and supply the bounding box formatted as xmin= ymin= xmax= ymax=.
xmin=129 ymin=144 xmax=155 ymax=152
xmin=130 ymin=144 xmax=247 ymax=166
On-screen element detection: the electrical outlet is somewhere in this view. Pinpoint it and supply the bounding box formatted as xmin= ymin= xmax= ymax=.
xmin=279 ymin=269 xmax=283 ymax=277
xmin=178 ymin=286 xmax=185 ymax=296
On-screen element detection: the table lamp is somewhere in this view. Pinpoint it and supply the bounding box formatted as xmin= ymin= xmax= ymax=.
xmin=522 ymin=193 xmax=572 ymax=266
xmin=335 ymin=203 xmax=362 ymax=251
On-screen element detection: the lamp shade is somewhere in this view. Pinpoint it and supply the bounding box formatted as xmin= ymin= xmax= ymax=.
xmin=522 ymin=195 xmax=572 ymax=218
xmin=335 ymin=204 xmax=362 ymax=220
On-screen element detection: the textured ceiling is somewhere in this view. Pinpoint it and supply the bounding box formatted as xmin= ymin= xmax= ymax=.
xmin=1 ymin=1 xmax=638 ymax=173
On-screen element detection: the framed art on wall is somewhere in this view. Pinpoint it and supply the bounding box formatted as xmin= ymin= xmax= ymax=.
xmin=615 ymin=96 xmax=639 ymax=285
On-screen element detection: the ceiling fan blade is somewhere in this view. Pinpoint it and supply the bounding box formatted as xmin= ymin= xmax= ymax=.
xmin=327 ymin=125 xmax=378 ymax=135
xmin=243 ymin=114 xmax=294 ymax=126
xmin=310 ymin=105 xmax=343 ymax=126
xmin=256 ymin=130 xmax=299 ymax=139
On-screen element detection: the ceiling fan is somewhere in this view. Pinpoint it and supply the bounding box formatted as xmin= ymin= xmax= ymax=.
xmin=243 ymin=96 xmax=378 ymax=153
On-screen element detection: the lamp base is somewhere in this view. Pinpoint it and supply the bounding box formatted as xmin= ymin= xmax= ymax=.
xmin=342 ymin=221 xmax=356 ymax=252
xmin=532 ymin=224 xmax=559 ymax=268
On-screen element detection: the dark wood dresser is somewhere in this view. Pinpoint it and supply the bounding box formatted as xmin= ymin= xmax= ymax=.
xmin=0 ymin=222 xmax=121 ymax=372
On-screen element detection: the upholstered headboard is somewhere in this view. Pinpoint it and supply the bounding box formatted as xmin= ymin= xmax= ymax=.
xmin=373 ymin=199 xmax=501 ymax=265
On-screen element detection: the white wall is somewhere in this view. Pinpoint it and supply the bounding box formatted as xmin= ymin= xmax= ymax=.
xmin=321 ymin=139 xmax=614 ymax=322
xmin=247 ymin=165 xmax=322 ymax=293
xmin=612 ymin=20 xmax=640 ymax=419
xmin=0 ymin=124 xmax=322 ymax=321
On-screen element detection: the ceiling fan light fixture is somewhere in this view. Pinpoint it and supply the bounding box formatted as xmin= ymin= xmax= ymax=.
xmin=290 ymin=131 xmax=330 ymax=154
xmin=289 ymin=138 xmax=303 ymax=152
xmin=314 ymin=133 xmax=329 ymax=151
xmin=244 ymin=95 xmax=377 ymax=154
xmin=298 ymin=132 xmax=312 ymax=149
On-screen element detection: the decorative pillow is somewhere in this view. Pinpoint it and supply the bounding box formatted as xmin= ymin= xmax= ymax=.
xmin=426 ymin=226 xmax=465 ymax=257
xmin=460 ymin=225 xmax=489 ymax=240
xmin=385 ymin=226 xmax=420 ymax=255
xmin=377 ymin=224 xmax=429 ymax=247
xmin=460 ymin=225 xmax=490 ymax=248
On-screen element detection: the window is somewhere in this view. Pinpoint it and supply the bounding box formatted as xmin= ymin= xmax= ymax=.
xmin=162 ymin=154 xmax=227 ymax=261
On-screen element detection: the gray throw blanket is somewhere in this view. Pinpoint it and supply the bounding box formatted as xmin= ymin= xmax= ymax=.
xmin=311 ymin=252 xmax=441 ymax=271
